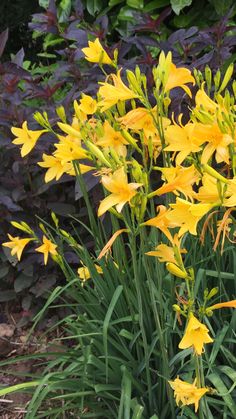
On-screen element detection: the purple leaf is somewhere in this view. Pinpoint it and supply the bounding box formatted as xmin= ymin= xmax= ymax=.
xmin=0 ymin=28 xmax=9 ymax=58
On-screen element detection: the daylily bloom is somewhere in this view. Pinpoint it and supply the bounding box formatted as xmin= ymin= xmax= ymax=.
xmin=179 ymin=313 xmax=213 ymax=355
xmin=153 ymin=165 xmax=200 ymax=199
xmin=199 ymin=123 xmax=233 ymax=164
xmin=78 ymin=94 xmax=97 ymax=115
xmin=169 ymin=377 xmax=208 ymax=412
xmin=196 ymin=174 xmax=222 ymax=204
xmin=96 ymin=120 xmax=128 ymax=157
xmin=208 ymin=300 xmax=236 ymax=310
xmin=54 ymin=137 xmax=87 ymax=164
xmin=157 ymin=51 xmax=195 ymax=97
xmin=144 ymin=205 xmax=178 ymax=242
xmin=82 ymin=38 xmax=113 ymax=65
xmin=38 ymin=154 xmax=73 ymax=182
xmin=35 ymin=235 xmax=58 ymax=265
xmin=167 ymin=198 xmax=213 ymax=236
xmin=77 ymin=264 xmax=103 ymax=281
xmin=98 ymin=70 xmax=138 ymax=112
xmin=2 ymin=234 xmax=33 ymax=261
xmin=98 ymin=167 xmax=142 ymax=216
xmin=164 ymin=122 xmax=205 ymax=165
xmin=11 ymin=121 xmax=45 ymax=157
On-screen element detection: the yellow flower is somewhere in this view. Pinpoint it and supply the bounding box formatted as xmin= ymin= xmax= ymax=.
xmin=2 ymin=234 xmax=33 ymax=261
xmin=82 ymin=38 xmax=113 ymax=65
xmin=77 ymin=264 xmax=103 ymax=281
xmin=179 ymin=313 xmax=213 ymax=355
xmin=11 ymin=121 xmax=45 ymax=157
xmin=35 ymin=235 xmax=58 ymax=265
xmin=167 ymin=198 xmax=213 ymax=236
xmin=208 ymin=299 xmax=236 ymax=310
xmin=78 ymin=94 xmax=97 ymax=115
xmin=98 ymin=167 xmax=142 ymax=216
xmin=164 ymin=122 xmax=204 ymax=165
xmin=169 ymin=377 xmax=208 ymax=412
xmin=200 ymin=123 xmax=233 ymax=164
xmin=98 ymin=69 xmax=138 ymax=112
xmin=157 ymin=51 xmax=195 ymax=97
xmin=165 ymin=63 xmax=195 ymax=97
xmin=196 ymin=174 xmax=222 ymax=204
xmin=38 ymin=154 xmax=73 ymax=182
xmin=96 ymin=120 xmax=128 ymax=157
xmin=54 ymin=137 xmax=87 ymax=164
xmin=153 ymin=165 xmax=200 ymax=199
xmin=144 ymin=205 xmax=178 ymax=242
xmin=166 ymin=262 xmax=188 ymax=278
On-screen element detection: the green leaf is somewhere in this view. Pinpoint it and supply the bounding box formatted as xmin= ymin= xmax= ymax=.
xmin=207 ymin=373 xmax=236 ymax=417
xmin=171 ymin=0 xmax=192 ymax=15
xmin=127 ymin=0 xmax=144 ymax=9
xmin=14 ymin=274 xmax=34 ymax=293
xmin=86 ymin=0 xmax=104 ymax=15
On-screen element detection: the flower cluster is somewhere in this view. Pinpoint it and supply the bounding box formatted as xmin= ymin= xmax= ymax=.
xmin=5 ymin=41 xmax=236 ymax=413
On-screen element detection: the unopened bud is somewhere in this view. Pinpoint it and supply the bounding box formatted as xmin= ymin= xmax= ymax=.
xmin=166 ymin=263 xmax=188 ymax=279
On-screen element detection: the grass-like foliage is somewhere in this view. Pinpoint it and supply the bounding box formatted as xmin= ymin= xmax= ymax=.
xmin=1 ymin=44 xmax=236 ymax=418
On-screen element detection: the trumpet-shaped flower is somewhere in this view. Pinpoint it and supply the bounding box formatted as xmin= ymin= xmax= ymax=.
xmin=179 ymin=313 xmax=213 ymax=355
xmin=98 ymin=167 xmax=142 ymax=216
xmin=98 ymin=70 xmax=138 ymax=112
xmin=165 ymin=62 xmax=195 ymax=97
xmin=82 ymin=38 xmax=113 ymax=65
xmin=167 ymin=198 xmax=213 ymax=236
xmin=35 ymin=236 xmax=58 ymax=265
xmin=96 ymin=120 xmax=128 ymax=157
xmin=78 ymin=94 xmax=97 ymax=115
xmin=164 ymin=123 xmax=205 ymax=165
xmin=200 ymin=123 xmax=233 ymax=164
xmin=2 ymin=234 xmax=33 ymax=261
xmin=209 ymin=300 xmax=236 ymax=310
xmin=157 ymin=52 xmax=195 ymax=96
xmin=11 ymin=121 xmax=45 ymax=157
xmin=54 ymin=137 xmax=87 ymax=164
xmin=38 ymin=154 xmax=73 ymax=182
xmin=196 ymin=174 xmax=222 ymax=204
xmin=77 ymin=264 xmax=103 ymax=281
xmin=144 ymin=205 xmax=179 ymax=242
xmin=153 ymin=165 xmax=200 ymax=198
xmin=169 ymin=377 xmax=208 ymax=412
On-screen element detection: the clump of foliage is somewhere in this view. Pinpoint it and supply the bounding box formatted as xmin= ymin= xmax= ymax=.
xmin=1 ymin=44 xmax=236 ymax=418
xmin=1 ymin=0 xmax=236 ymax=320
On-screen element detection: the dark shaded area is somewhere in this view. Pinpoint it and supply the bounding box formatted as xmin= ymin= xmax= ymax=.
xmin=0 ymin=0 xmax=41 ymax=60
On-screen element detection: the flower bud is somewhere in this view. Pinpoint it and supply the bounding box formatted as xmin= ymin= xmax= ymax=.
xmin=166 ymin=263 xmax=188 ymax=279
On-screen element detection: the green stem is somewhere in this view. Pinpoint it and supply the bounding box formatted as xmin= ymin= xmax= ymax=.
xmin=130 ymin=233 xmax=153 ymax=412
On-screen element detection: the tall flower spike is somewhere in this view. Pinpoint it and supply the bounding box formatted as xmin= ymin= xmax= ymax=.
xmin=179 ymin=313 xmax=213 ymax=355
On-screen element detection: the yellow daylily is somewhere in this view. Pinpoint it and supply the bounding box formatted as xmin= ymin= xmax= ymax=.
xmin=98 ymin=69 xmax=138 ymax=112
xmin=2 ymin=234 xmax=33 ymax=261
xmin=82 ymin=38 xmax=113 ymax=65
xmin=11 ymin=121 xmax=45 ymax=157
xmin=157 ymin=51 xmax=195 ymax=97
xmin=98 ymin=167 xmax=142 ymax=216
xmin=54 ymin=137 xmax=87 ymax=164
xmin=153 ymin=165 xmax=200 ymax=199
xmin=144 ymin=205 xmax=179 ymax=242
xmin=38 ymin=154 xmax=73 ymax=183
xmin=200 ymin=123 xmax=233 ymax=164
xmin=77 ymin=264 xmax=103 ymax=281
xmin=167 ymin=198 xmax=213 ymax=236
xmin=196 ymin=173 xmax=222 ymax=204
xmin=96 ymin=120 xmax=128 ymax=157
xmin=164 ymin=122 xmax=205 ymax=165
xmin=179 ymin=313 xmax=213 ymax=355
xmin=208 ymin=300 xmax=236 ymax=310
xmin=78 ymin=94 xmax=97 ymax=115
xmin=169 ymin=377 xmax=208 ymax=412
xmin=35 ymin=235 xmax=58 ymax=265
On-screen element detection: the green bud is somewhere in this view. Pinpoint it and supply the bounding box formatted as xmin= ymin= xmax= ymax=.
xmin=56 ymin=106 xmax=67 ymax=123
xmin=214 ymin=69 xmax=221 ymax=91
xmin=51 ymin=212 xmax=59 ymax=228
xmin=207 ymin=287 xmax=219 ymax=300
xmin=219 ymin=63 xmax=234 ymax=93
